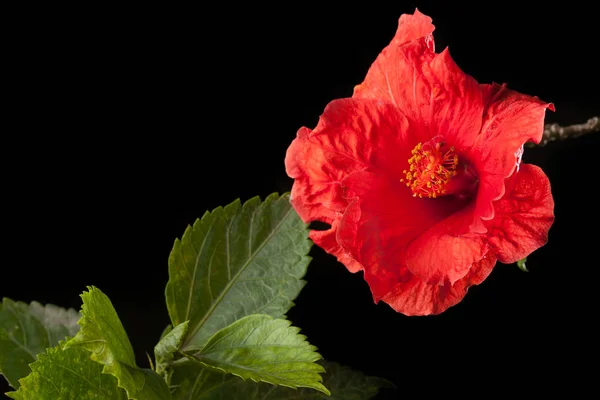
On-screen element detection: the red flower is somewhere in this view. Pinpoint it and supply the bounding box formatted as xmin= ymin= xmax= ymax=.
xmin=285 ymin=10 xmax=555 ymax=316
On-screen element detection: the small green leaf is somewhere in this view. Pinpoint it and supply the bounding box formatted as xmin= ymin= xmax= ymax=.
xmin=6 ymin=341 xmax=126 ymax=400
xmin=64 ymin=287 xmax=136 ymax=366
xmin=517 ymin=257 xmax=528 ymax=272
xmin=64 ymin=286 xmax=171 ymax=400
xmin=182 ymin=314 xmax=329 ymax=395
xmin=155 ymin=321 xmax=189 ymax=383
xmin=171 ymin=360 xmax=392 ymax=399
xmin=0 ymin=299 xmax=80 ymax=389
xmin=165 ymin=193 xmax=312 ymax=351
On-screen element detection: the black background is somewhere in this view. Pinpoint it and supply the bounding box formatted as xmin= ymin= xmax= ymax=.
xmin=2 ymin=1 xmax=599 ymax=398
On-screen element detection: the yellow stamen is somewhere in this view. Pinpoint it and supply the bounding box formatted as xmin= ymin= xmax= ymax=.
xmin=400 ymin=140 xmax=459 ymax=199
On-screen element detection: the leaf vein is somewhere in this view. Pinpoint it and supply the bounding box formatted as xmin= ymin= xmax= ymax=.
xmin=185 ymin=205 xmax=294 ymax=345
xmin=185 ymin=216 xmax=218 ymax=322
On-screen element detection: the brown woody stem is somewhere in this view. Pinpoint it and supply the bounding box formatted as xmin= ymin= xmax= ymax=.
xmin=531 ymin=116 xmax=599 ymax=147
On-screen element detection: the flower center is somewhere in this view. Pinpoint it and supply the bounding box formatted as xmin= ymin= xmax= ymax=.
xmin=401 ymin=138 xmax=459 ymax=198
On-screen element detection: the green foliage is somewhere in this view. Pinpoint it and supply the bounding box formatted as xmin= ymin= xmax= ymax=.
xmin=2 ymin=194 xmax=352 ymax=399
xmin=165 ymin=193 xmax=311 ymax=351
xmin=5 ymin=342 xmax=126 ymax=400
xmin=0 ymin=299 xmax=79 ymax=389
xmin=171 ymin=361 xmax=392 ymax=399
xmin=182 ymin=314 xmax=329 ymax=395
xmin=64 ymin=287 xmax=171 ymax=400
xmin=155 ymin=321 xmax=189 ymax=384
xmin=170 ymin=362 xmax=229 ymax=399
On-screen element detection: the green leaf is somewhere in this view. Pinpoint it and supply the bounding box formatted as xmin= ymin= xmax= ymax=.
xmin=182 ymin=314 xmax=329 ymax=395
xmin=165 ymin=193 xmax=312 ymax=351
xmin=6 ymin=341 xmax=127 ymax=400
xmin=309 ymin=361 xmax=393 ymax=399
xmin=64 ymin=286 xmax=171 ymax=400
xmin=517 ymin=257 xmax=528 ymax=272
xmin=0 ymin=298 xmax=79 ymax=389
xmin=155 ymin=321 xmax=188 ymax=383
xmin=171 ymin=361 xmax=392 ymax=399
xmin=170 ymin=363 xmax=233 ymax=400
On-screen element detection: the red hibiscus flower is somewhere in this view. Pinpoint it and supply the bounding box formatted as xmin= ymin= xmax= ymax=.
xmin=285 ymin=9 xmax=555 ymax=316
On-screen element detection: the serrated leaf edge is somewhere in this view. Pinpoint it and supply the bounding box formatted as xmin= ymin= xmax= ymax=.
xmin=0 ymin=298 xmax=81 ymax=390
xmin=64 ymin=286 xmax=168 ymax=400
xmin=166 ymin=192 xmax=311 ymax=351
xmin=5 ymin=339 xmax=126 ymax=399
xmin=181 ymin=314 xmax=330 ymax=396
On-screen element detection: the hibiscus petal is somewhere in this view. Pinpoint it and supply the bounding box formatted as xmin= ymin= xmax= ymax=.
xmin=285 ymin=98 xmax=416 ymax=221
xmin=284 ymin=98 xmax=417 ymax=274
xmin=423 ymin=48 xmax=484 ymax=152
xmin=352 ymin=9 xmax=435 ymax=107
xmin=286 ymin=127 xmax=349 ymax=224
xmin=389 ymin=8 xmax=435 ymax=49
xmin=471 ymin=83 xmax=554 ymax=229
xmin=353 ymin=35 xmax=434 ymax=131
xmin=485 ymin=163 xmax=554 ymax=263
xmin=404 ymin=204 xmax=488 ymax=286
xmin=310 ymin=218 xmax=363 ymax=273
xmin=354 ymin=26 xmax=484 ymax=153
xmin=381 ymin=252 xmax=497 ymax=316
xmin=352 ymin=10 xmax=435 ymax=109
xmin=338 ymin=170 xmax=462 ymax=299
xmin=309 ymin=98 xmax=414 ymax=179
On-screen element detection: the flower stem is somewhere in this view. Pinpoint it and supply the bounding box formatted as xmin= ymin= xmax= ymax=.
xmin=531 ymin=116 xmax=599 ymax=146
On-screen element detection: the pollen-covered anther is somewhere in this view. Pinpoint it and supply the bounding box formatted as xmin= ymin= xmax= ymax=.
xmin=399 ymin=140 xmax=459 ymax=198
